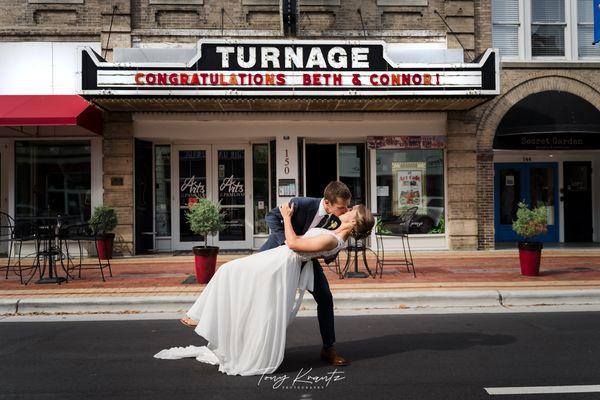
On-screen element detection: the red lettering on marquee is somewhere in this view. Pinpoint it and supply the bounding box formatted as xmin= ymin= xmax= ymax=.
xmin=370 ymin=74 xmax=378 ymax=86
xmin=131 ymin=70 xmax=443 ymax=88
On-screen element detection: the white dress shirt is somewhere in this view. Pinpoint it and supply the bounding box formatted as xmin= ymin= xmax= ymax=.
xmin=307 ymin=198 xmax=329 ymax=230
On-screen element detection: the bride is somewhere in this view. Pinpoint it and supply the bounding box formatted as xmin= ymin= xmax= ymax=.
xmin=154 ymin=202 xmax=374 ymax=376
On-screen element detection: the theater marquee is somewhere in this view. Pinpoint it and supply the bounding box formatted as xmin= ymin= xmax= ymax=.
xmin=81 ymin=39 xmax=499 ymax=97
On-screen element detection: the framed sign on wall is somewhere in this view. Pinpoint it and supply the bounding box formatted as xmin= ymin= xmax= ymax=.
xmin=278 ymin=179 xmax=297 ymax=197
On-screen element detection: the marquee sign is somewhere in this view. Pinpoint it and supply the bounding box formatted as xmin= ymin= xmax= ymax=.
xmin=81 ymin=39 xmax=499 ymax=97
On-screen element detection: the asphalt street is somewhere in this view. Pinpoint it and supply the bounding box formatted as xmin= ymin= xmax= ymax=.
xmin=1 ymin=312 xmax=600 ymax=400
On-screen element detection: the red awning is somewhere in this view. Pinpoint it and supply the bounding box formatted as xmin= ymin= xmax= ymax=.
xmin=0 ymin=95 xmax=102 ymax=136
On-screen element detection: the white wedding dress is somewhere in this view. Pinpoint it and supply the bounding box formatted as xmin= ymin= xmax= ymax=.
xmin=154 ymin=227 xmax=346 ymax=376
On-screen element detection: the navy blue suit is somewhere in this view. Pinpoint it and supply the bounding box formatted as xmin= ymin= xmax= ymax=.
xmin=259 ymin=197 xmax=339 ymax=348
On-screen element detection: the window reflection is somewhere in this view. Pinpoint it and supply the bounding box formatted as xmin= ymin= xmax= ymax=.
xmin=155 ymin=145 xmax=171 ymax=237
xmin=15 ymin=141 xmax=91 ymax=224
xmin=376 ymin=149 xmax=445 ymax=234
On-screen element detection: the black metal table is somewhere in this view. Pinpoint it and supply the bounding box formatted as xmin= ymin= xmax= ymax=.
xmin=26 ymin=217 xmax=68 ymax=285
xmin=338 ymin=236 xmax=374 ymax=279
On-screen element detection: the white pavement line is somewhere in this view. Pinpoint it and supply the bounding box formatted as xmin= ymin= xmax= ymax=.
xmin=485 ymin=385 xmax=600 ymax=395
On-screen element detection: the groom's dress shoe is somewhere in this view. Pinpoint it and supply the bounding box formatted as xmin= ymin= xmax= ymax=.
xmin=320 ymin=346 xmax=350 ymax=366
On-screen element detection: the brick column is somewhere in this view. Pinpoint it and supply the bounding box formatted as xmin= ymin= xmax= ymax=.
xmin=474 ymin=0 xmax=492 ymax=55
xmin=102 ymin=112 xmax=134 ymax=256
xmin=446 ymin=112 xmax=478 ymax=250
xmin=101 ymin=0 xmax=132 ymax=61
xmin=477 ymin=150 xmax=494 ymax=249
xmin=444 ymin=0 xmax=475 ymax=57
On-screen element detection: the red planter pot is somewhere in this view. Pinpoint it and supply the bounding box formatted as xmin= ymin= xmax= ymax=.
xmin=193 ymin=246 xmax=219 ymax=284
xmin=96 ymin=234 xmax=115 ymax=260
xmin=518 ymin=241 xmax=543 ymax=276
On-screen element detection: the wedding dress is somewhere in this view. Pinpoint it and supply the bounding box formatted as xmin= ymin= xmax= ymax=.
xmin=154 ymin=227 xmax=346 ymax=376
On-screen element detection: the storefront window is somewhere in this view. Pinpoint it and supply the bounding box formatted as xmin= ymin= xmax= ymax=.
xmin=376 ymin=149 xmax=445 ymax=234
xmin=253 ymin=144 xmax=269 ymax=235
xmin=155 ymin=145 xmax=171 ymax=237
xmin=339 ymin=144 xmax=366 ymax=206
xmin=15 ymin=141 xmax=91 ymax=223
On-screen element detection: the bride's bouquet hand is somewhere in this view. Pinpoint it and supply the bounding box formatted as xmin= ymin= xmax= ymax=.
xmin=279 ymin=202 xmax=294 ymax=220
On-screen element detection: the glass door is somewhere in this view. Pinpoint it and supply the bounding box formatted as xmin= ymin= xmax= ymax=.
xmin=303 ymin=141 xmax=366 ymax=206
xmin=563 ymin=161 xmax=593 ymax=242
xmin=171 ymin=146 xmax=211 ymax=251
xmin=212 ymin=146 xmax=252 ymax=249
xmin=494 ymin=162 xmax=558 ymax=243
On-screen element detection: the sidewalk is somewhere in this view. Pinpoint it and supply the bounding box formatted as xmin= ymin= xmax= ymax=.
xmin=2 ymin=249 xmax=600 ymax=315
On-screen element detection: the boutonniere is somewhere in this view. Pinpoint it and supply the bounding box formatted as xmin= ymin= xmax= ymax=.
xmin=329 ymin=220 xmax=338 ymax=229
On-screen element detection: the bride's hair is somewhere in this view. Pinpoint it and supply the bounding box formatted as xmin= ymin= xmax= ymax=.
xmin=351 ymin=205 xmax=375 ymax=240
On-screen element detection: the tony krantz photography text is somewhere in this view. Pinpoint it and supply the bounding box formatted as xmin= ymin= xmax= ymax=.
xmin=257 ymin=368 xmax=346 ymax=390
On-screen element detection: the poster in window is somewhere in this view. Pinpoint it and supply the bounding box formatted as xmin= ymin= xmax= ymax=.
xmin=392 ymin=162 xmax=425 ymax=214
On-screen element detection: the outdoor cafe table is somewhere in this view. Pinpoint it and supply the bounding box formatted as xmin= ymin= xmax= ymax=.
xmin=339 ymin=235 xmax=373 ymax=279
xmin=21 ymin=216 xmax=68 ymax=285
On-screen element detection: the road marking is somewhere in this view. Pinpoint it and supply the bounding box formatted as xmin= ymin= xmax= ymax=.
xmin=485 ymin=385 xmax=600 ymax=395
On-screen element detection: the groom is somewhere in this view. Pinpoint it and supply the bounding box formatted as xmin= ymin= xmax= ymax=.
xmin=260 ymin=180 xmax=351 ymax=366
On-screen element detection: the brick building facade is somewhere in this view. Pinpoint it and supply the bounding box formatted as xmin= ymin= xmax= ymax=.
xmin=1 ymin=0 xmax=598 ymax=255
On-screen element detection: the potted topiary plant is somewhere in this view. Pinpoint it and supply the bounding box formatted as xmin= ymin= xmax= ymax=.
xmin=512 ymin=202 xmax=548 ymax=276
xmin=89 ymin=205 xmax=118 ymax=260
xmin=185 ymin=197 xmax=226 ymax=284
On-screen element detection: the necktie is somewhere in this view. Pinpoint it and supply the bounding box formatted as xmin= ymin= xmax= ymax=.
xmin=315 ymin=214 xmax=330 ymax=228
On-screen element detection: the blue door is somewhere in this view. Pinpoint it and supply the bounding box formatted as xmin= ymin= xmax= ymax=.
xmin=494 ymin=163 xmax=559 ymax=242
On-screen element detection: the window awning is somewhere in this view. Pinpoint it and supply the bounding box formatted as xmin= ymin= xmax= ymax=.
xmin=0 ymin=95 xmax=102 ymax=137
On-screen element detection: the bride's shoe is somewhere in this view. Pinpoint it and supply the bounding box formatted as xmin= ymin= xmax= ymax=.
xmin=180 ymin=317 xmax=198 ymax=328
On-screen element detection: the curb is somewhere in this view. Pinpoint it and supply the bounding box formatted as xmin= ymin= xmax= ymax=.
xmin=3 ymin=288 xmax=600 ymax=315
xmin=500 ymin=289 xmax=600 ymax=307
xmin=16 ymin=296 xmax=197 ymax=315
xmin=321 ymin=290 xmax=501 ymax=310
xmin=0 ymin=299 xmax=19 ymax=314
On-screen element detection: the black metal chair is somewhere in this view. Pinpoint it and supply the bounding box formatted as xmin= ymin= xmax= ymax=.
xmin=59 ymin=223 xmax=113 ymax=282
xmin=0 ymin=211 xmax=15 ymax=278
xmin=0 ymin=212 xmax=41 ymax=285
xmin=374 ymin=207 xmax=419 ymax=278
